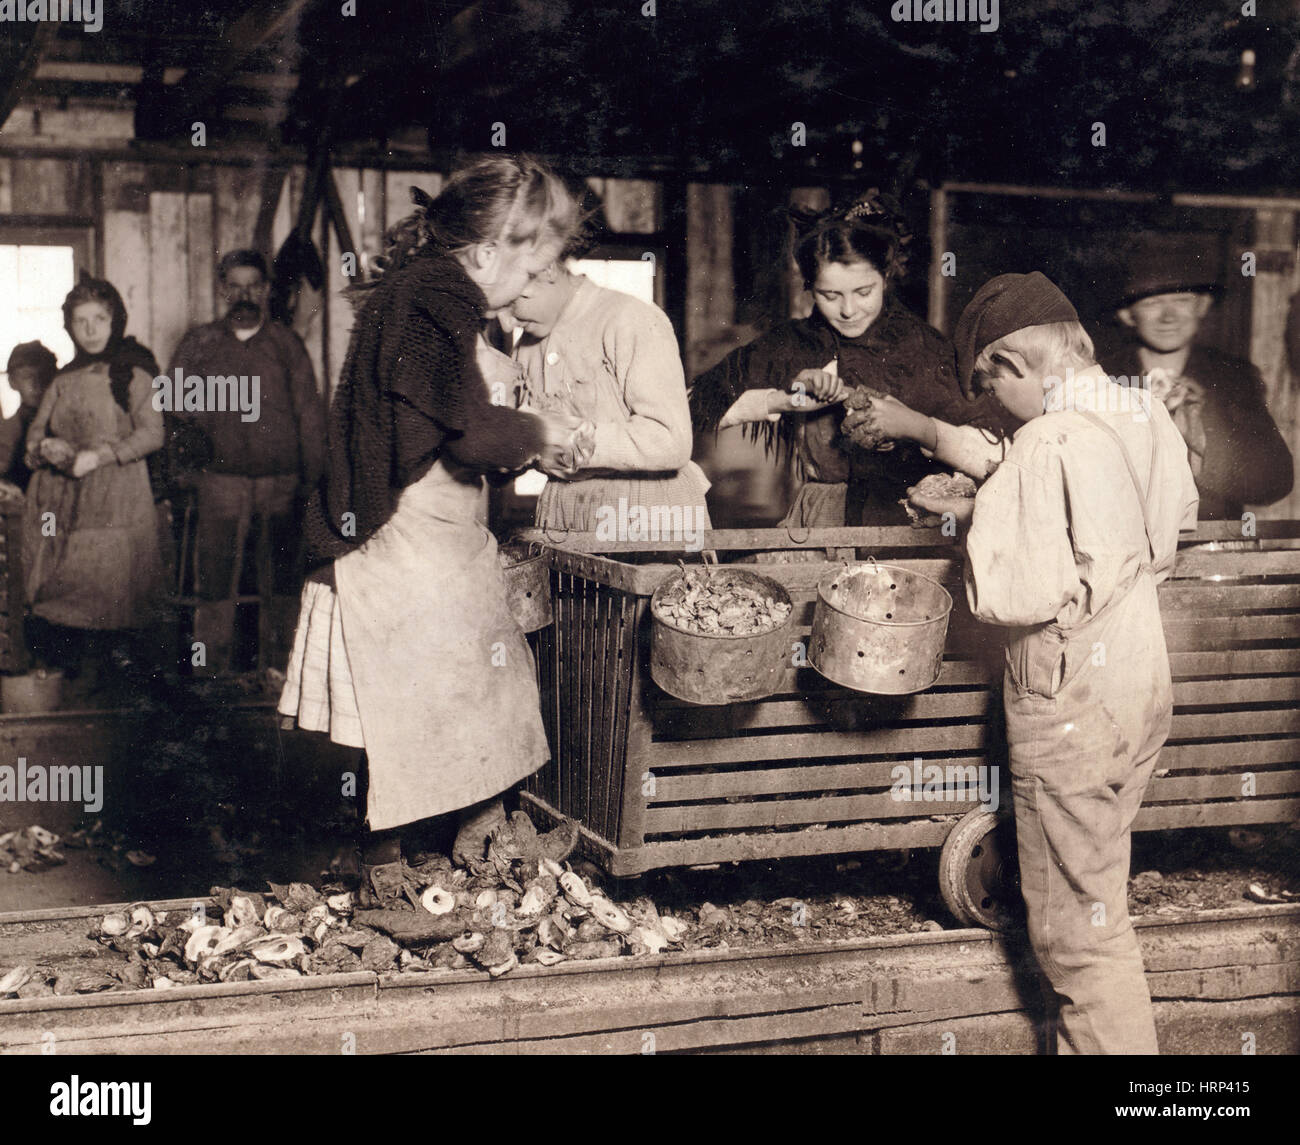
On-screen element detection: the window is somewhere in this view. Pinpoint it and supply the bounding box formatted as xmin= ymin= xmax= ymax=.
xmin=568 ymin=251 xmax=659 ymax=306
xmin=0 ymin=241 xmax=80 ymax=369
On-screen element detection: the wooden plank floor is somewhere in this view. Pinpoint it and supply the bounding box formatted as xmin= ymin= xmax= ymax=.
xmin=2 ymin=901 xmax=1296 ymax=1055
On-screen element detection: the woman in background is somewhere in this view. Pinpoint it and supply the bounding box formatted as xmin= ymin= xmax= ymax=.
xmin=22 ymin=276 xmax=165 ymax=690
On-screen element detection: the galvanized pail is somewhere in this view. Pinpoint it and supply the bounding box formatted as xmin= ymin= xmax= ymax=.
xmin=650 ymin=568 xmax=793 ymax=705
xmin=499 ymin=542 xmax=554 ymax=632
xmin=810 ymin=560 xmax=952 ymax=694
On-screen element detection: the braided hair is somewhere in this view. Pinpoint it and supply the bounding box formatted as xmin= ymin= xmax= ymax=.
xmin=350 ymin=154 xmax=580 ymax=302
xmin=789 ymin=188 xmax=912 ymax=290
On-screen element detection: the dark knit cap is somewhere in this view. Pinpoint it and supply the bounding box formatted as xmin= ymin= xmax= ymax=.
xmin=1115 ymin=246 xmax=1220 ymax=309
xmin=6 ymin=340 xmax=58 ymax=382
xmin=954 ymin=271 xmax=1079 ymax=397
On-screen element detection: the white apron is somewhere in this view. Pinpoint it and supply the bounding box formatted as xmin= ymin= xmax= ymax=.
xmin=303 ymin=456 xmax=549 ymax=830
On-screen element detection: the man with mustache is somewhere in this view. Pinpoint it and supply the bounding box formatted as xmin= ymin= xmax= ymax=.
xmin=168 ymin=250 xmax=326 ymax=673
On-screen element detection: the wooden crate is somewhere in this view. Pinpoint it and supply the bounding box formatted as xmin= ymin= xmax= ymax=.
xmin=520 ymin=524 xmax=1300 ymax=877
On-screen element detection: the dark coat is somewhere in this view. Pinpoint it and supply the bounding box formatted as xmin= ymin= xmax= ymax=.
xmin=304 ymin=249 xmax=545 ymax=565
xmin=1100 ymin=342 xmax=1294 ymax=520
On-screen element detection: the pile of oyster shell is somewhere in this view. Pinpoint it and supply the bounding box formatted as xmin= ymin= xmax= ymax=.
xmin=0 ymin=813 xmax=693 ymax=996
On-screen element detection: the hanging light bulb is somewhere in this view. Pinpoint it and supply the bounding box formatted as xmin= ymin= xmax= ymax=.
xmin=851 ymin=137 xmax=863 ymax=171
xmin=1237 ymin=48 xmax=1257 ymax=91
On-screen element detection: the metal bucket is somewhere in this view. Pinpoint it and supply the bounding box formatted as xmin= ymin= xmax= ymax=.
xmin=810 ymin=560 xmax=952 ymax=695
xmin=499 ymin=542 xmax=553 ymax=633
xmin=650 ymin=569 xmax=793 ymax=705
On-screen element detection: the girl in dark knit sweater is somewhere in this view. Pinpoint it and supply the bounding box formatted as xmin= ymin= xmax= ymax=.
xmin=691 ymin=193 xmax=1015 ymax=527
xmin=278 ymin=156 xmax=585 ymax=896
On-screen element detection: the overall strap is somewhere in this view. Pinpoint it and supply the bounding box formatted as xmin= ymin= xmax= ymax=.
xmin=1077 ymin=409 xmax=1158 ymax=565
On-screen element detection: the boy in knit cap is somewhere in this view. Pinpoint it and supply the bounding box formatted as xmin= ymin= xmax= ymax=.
xmin=913 ymin=272 xmax=1199 ymax=1054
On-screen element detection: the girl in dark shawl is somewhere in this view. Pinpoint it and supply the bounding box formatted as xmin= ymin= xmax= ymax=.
xmin=690 ymin=191 xmax=1016 ymax=526
xmin=22 ymin=276 xmax=165 ymax=682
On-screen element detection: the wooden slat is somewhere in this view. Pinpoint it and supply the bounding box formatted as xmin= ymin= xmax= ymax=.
xmin=1163 ymin=614 xmax=1300 ymax=647
xmin=1146 ymin=770 xmax=1300 ymax=802
xmin=557 ymin=571 xmax=574 ymax=823
xmin=528 ymin=522 xmax=1300 ymax=559
xmin=578 ymin=569 xmax=594 ymax=830
xmin=591 ymin=584 xmax=612 ymax=840
xmin=643 ymin=707 xmax=1300 ymax=773
xmin=643 ymin=723 xmax=989 ymax=767
xmin=186 ymin=191 xmax=215 ymax=326
xmin=619 ymin=597 xmax=655 ymax=848
xmin=1170 ymin=709 xmax=1300 ymax=738
xmin=653 ymin=689 xmax=994 ymax=738
xmin=531 ymin=526 xmax=957 ymax=553
xmin=1172 ymin=677 xmax=1300 ymax=705
xmin=645 ymin=792 xmax=984 ymax=835
xmin=1170 ymin=648 xmax=1300 ymax=677
xmin=650 ymin=756 xmax=990 ymax=802
xmin=1134 ymin=796 xmax=1300 ymax=832
xmin=1162 ymin=738 xmax=1300 ymax=769
xmin=1172 ymin=550 xmax=1300 ymax=578
xmin=149 ymin=191 xmax=190 ymax=364
xmin=605 ymin=593 xmax=634 ymax=843
xmin=11 ymin=156 xmax=70 ymax=213
xmin=531 ymin=620 xmax=555 ymax=809
xmin=1157 ymin=582 xmax=1300 ymax=613
xmin=632 ymin=819 xmax=957 ymax=870
xmin=104 ymin=208 xmax=151 ymax=355
xmin=1177 ymin=520 xmax=1300 ymax=542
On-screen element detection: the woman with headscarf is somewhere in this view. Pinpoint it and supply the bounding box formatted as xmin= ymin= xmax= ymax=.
xmin=22 ymin=277 xmax=165 ymax=684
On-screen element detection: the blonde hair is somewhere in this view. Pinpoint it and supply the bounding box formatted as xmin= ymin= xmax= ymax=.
xmin=357 ymin=154 xmax=579 ymax=293
xmin=973 ymin=321 xmax=1095 ymax=379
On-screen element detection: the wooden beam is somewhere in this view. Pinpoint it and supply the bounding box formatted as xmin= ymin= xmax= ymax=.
xmin=928 ymin=186 xmax=948 ymax=332
xmin=148 ymin=0 xmax=311 ymax=139
xmin=0 ymin=23 xmax=57 ymax=131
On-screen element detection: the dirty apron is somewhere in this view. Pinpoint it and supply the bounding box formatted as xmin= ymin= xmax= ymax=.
xmin=1003 ymin=410 xmax=1168 ymax=1056
xmin=326 ymin=457 xmax=548 ymax=831
xmin=535 ymin=464 xmax=712 ymax=535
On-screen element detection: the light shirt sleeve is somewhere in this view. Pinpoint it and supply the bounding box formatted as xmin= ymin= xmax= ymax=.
xmin=585 ymin=302 xmax=693 ymax=472
xmin=717 ymin=388 xmax=782 ymax=428
xmin=921 ymin=420 xmax=1009 ymax=480
xmin=964 ymin=434 xmax=1082 ymax=628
